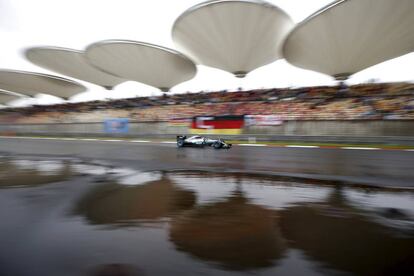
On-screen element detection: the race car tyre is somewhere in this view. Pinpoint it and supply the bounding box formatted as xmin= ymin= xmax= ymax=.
xmin=177 ymin=140 xmax=184 ymax=147
xmin=213 ymin=142 xmax=222 ymax=149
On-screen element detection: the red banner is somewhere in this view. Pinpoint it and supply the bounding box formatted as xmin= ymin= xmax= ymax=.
xmin=191 ymin=116 xmax=244 ymax=129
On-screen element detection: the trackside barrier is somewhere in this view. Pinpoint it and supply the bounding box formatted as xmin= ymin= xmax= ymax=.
xmin=1 ymin=120 xmax=414 ymax=145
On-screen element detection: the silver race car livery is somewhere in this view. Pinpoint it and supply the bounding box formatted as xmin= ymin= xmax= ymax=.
xmin=176 ymin=135 xmax=232 ymax=149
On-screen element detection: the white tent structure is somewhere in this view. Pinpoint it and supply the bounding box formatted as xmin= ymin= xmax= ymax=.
xmin=85 ymin=40 xmax=197 ymax=92
xmin=172 ymin=0 xmax=294 ymax=78
xmin=0 ymin=90 xmax=25 ymax=105
xmin=0 ymin=70 xmax=87 ymax=99
xmin=25 ymin=47 xmax=125 ymax=90
xmin=283 ymin=0 xmax=414 ymax=80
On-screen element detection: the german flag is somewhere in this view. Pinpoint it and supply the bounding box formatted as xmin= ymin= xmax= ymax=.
xmin=190 ymin=115 xmax=244 ymax=135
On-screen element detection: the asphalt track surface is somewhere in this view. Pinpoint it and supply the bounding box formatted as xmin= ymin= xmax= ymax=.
xmin=1 ymin=137 xmax=413 ymax=188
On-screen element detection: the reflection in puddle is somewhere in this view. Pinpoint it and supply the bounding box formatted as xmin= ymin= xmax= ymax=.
xmin=0 ymin=158 xmax=413 ymax=275
xmin=279 ymin=188 xmax=414 ymax=275
xmin=170 ymin=190 xmax=286 ymax=270
xmin=35 ymin=161 xmax=66 ymax=175
xmin=71 ymin=163 xmax=109 ymax=176
xmin=73 ymin=175 xmax=196 ymax=226
xmin=117 ymin=172 xmax=162 ymax=186
xmin=87 ymin=264 xmax=143 ymax=276
xmin=0 ymin=159 xmax=72 ymax=188
xmin=169 ymin=172 xmax=332 ymax=207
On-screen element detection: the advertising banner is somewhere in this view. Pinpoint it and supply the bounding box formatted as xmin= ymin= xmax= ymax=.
xmin=244 ymin=115 xmax=283 ymax=126
xmin=103 ymin=118 xmax=129 ymax=133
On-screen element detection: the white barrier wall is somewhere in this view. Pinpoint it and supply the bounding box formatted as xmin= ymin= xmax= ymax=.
xmin=2 ymin=120 xmax=414 ymax=136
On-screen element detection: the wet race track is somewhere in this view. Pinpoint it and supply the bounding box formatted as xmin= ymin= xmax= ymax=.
xmin=0 ymin=138 xmax=414 ymax=275
xmin=1 ymin=137 xmax=414 ymax=188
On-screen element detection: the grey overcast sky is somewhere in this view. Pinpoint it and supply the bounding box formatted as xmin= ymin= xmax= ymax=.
xmin=0 ymin=0 xmax=413 ymax=106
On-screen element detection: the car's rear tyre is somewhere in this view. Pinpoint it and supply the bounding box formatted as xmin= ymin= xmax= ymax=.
xmin=177 ymin=140 xmax=184 ymax=147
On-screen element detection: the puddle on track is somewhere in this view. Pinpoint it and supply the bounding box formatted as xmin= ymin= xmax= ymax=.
xmin=0 ymin=157 xmax=413 ymax=276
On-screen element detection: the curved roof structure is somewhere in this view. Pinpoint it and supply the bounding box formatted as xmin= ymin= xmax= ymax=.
xmin=0 ymin=90 xmax=24 ymax=105
xmin=284 ymin=0 xmax=414 ymax=80
xmin=25 ymin=47 xmax=125 ymax=90
xmin=172 ymin=0 xmax=294 ymax=78
xmin=85 ymin=40 xmax=197 ymax=91
xmin=0 ymin=69 xmax=86 ymax=99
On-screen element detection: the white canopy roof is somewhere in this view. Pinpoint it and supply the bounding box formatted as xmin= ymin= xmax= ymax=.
xmin=283 ymin=0 xmax=414 ymax=80
xmin=0 ymin=70 xmax=87 ymax=99
xmin=0 ymin=90 xmax=24 ymax=105
xmin=85 ymin=40 xmax=197 ymax=91
xmin=172 ymin=0 xmax=294 ymax=78
xmin=25 ymin=47 xmax=125 ymax=89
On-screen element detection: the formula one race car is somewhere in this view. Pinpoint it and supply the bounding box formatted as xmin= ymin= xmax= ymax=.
xmin=177 ymin=135 xmax=232 ymax=149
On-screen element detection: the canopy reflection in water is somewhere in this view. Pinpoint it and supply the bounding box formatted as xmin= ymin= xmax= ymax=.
xmin=170 ymin=190 xmax=286 ymax=270
xmin=279 ymin=188 xmax=414 ymax=275
xmin=73 ymin=175 xmax=196 ymax=226
xmin=0 ymin=163 xmax=413 ymax=275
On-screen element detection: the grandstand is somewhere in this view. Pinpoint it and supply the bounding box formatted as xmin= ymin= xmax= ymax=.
xmin=1 ymin=82 xmax=413 ymax=125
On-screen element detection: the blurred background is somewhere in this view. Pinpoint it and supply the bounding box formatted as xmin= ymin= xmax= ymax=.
xmin=0 ymin=0 xmax=413 ymax=143
xmin=1 ymin=1 xmax=414 ymax=276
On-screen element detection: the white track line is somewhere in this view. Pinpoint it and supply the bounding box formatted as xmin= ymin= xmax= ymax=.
xmin=1 ymin=136 xmax=413 ymax=152
xmin=341 ymin=147 xmax=380 ymax=150
xmin=238 ymin=144 xmax=266 ymax=147
xmin=286 ymin=145 xmax=319 ymax=148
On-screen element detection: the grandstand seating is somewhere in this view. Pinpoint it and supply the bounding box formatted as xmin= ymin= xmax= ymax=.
xmin=1 ymin=82 xmax=413 ymax=124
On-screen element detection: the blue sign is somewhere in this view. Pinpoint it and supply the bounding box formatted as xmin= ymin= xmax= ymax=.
xmin=104 ymin=118 xmax=129 ymax=133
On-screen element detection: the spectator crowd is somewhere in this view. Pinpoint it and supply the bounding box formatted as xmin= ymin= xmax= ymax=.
xmin=1 ymin=82 xmax=414 ymax=124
